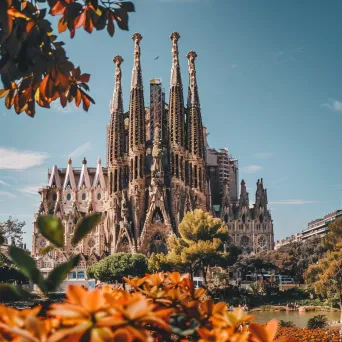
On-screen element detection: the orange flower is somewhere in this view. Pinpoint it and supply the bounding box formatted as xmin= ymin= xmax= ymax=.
xmin=211 ymin=307 xmax=255 ymax=331
xmin=48 ymin=285 xmax=111 ymax=340
xmin=99 ymin=292 xmax=172 ymax=340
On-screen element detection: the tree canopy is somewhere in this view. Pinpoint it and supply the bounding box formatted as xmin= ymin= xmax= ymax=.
xmin=0 ymin=0 xmax=135 ymax=117
xmin=0 ymin=216 xmax=25 ymax=246
xmin=153 ymin=209 xmax=231 ymax=285
xmin=323 ymin=217 xmax=342 ymax=251
xmin=87 ymin=252 xmax=148 ymax=283
xmin=305 ymin=242 xmax=342 ymax=321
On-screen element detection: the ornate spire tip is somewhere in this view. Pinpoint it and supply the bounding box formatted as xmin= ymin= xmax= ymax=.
xmin=132 ymin=32 xmax=143 ymax=43
xmin=97 ymin=156 xmax=102 ymax=165
xmin=113 ymin=55 xmax=124 ymax=65
xmin=67 ymin=157 xmax=72 ymax=165
xmin=170 ymin=32 xmax=180 ymax=41
xmin=82 ymin=157 xmax=87 ymax=165
xmin=186 ymin=50 xmax=197 ymax=60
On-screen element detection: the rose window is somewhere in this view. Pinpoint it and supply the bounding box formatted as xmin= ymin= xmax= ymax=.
xmin=257 ymin=236 xmax=267 ymax=251
xmin=240 ymin=235 xmax=250 ymax=249
xmin=39 ymin=239 xmax=47 ymax=247
xmin=88 ymin=239 xmax=95 ymax=248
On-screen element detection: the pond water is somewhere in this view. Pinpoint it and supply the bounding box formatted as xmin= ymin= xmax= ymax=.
xmin=252 ymin=311 xmax=340 ymax=328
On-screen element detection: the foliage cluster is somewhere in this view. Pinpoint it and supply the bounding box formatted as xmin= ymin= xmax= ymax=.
xmin=0 ymin=272 xmax=297 ymax=341
xmin=86 ymin=252 xmax=148 ymax=282
xmin=0 ymin=212 xmax=102 ymax=300
xmin=276 ymin=326 xmax=340 ymax=342
xmin=0 ymin=0 xmax=135 ymax=117
xmin=148 ymin=210 xmax=233 ymax=285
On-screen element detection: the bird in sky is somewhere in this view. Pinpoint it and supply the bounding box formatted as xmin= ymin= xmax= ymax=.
xmin=154 ymin=56 xmax=160 ymax=60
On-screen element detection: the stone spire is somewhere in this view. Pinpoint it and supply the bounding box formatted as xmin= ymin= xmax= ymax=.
xmin=186 ymin=51 xmax=204 ymax=159
xmin=239 ymin=179 xmax=249 ymax=209
xmin=129 ymin=33 xmax=145 ymax=151
xmin=169 ymin=32 xmax=185 ymax=149
xmin=128 ymin=33 xmax=146 ymax=240
xmin=108 ymin=56 xmax=124 ymax=167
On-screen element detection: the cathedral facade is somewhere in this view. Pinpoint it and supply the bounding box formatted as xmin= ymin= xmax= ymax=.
xmin=32 ymin=33 xmax=274 ymax=274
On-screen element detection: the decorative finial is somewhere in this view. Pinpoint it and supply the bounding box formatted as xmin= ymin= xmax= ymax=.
xmin=113 ymin=55 xmax=124 ymax=66
xmin=97 ymin=156 xmax=102 ymax=165
xmin=132 ymin=32 xmax=143 ymax=43
xmin=68 ymin=157 xmax=72 ymax=165
xmin=170 ymin=32 xmax=180 ymax=41
xmin=82 ymin=157 xmax=87 ymax=165
xmin=241 ymin=179 xmax=245 ymax=185
xmin=186 ymin=50 xmax=198 ymax=62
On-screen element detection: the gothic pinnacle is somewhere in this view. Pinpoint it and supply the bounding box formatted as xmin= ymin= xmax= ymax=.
xmin=131 ymin=33 xmax=143 ymax=88
xmin=113 ymin=55 xmax=123 ymax=66
xmin=187 ymin=51 xmax=200 ymax=107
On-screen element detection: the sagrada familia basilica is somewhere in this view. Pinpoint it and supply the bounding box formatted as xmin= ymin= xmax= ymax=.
xmin=32 ymin=33 xmax=274 ymax=274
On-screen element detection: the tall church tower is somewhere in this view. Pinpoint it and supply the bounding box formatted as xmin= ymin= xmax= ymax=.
xmin=106 ymin=55 xmax=126 ymax=252
xmin=186 ymin=51 xmax=206 ymax=209
xmin=128 ymin=33 xmax=146 ymax=241
xmin=168 ymin=32 xmax=186 ymax=226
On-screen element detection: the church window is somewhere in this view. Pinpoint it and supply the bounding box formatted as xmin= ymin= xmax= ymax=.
xmin=199 ymin=167 xmax=202 ymax=191
xmin=259 ymin=214 xmax=263 ymax=223
xmin=130 ymin=159 xmax=133 ymax=182
xmin=240 ymin=235 xmax=250 ymax=249
xmin=139 ymin=155 xmax=143 ymax=178
xmin=171 ymin=153 xmax=174 ymax=175
xmin=97 ymin=193 xmax=102 ymax=200
xmin=257 ymin=236 xmax=267 ymax=252
xmin=52 ymin=193 xmax=57 ymax=201
xmin=67 ymin=193 xmax=71 ymax=201
xmin=49 ymin=208 xmax=54 ymax=215
xmin=242 ymin=214 xmax=246 ymax=224
xmin=194 ymin=165 xmax=198 ymax=188
xmin=175 ymin=154 xmax=179 ymax=178
xmin=134 ymin=156 xmax=138 ymax=179
xmin=152 ymin=208 xmax=164 ymax=224
xmin=88 ymin=239 xmax=96 ymax=247
xmin=82 ymin=193 xmax=87 ymax=201
xmin=114 ymin=170 xmax=118 ymax=192
xmin=224 ymin=213 xmax=228 ymax=223
xmin=180 ymin=156 xmax=184 ymax=180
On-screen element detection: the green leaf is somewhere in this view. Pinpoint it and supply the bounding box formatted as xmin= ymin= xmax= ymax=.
xmin=45 ymin=255 xmax=80 ymax=292
xmin=39 ymin=245 xmax=55 ymax=256
xmin=0 ymin=283 xmax=33 ymax=302
xmin=37 ymin=215 xmax=65 ymax=248
xmin=71 ymin=213 xmax=101 ymax=245
xmin=9 ymin=246 xmax=45 ymax=292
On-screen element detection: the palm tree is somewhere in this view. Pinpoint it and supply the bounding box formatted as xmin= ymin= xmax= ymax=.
xmin=307 ymin=315 xmax=328 ymax=329
xmin=278 ymin=320 xmax=295 ymax=328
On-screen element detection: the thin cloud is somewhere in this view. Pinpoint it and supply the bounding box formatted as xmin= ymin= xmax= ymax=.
xmin=269 ymin=199 xmax=319 ymax=205
xmin=0 ymin=180 xmax=10 ymax=186
xmin=19 ymin=185 xmax=42 ymax=196
xmin=0 ymin=147 xmax=48 ymax=170
xmin=240 ymin=165 xmax=263 ymax=173
xmin=69 ymin=142 xmax=92 ymax=158
xmin=0 ymin=191 xmax=16 ymax=198
xmin=321 ymin=99 xmax=342 ymax=112
xmin=254 ymin=152 xmax=274 ymax=159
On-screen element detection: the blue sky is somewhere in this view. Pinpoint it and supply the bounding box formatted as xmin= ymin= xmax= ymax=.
xmin=1 ymin=0 xmax=342 ymax=248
